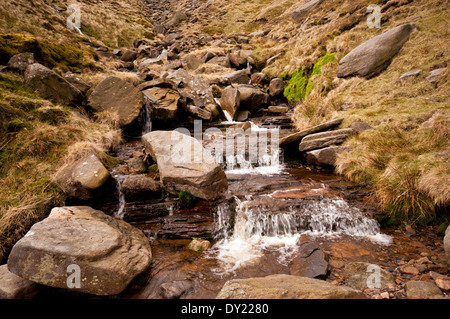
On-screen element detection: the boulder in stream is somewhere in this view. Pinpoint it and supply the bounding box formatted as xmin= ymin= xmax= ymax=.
xmin=142 ymin=130 xmax=228 ymax=201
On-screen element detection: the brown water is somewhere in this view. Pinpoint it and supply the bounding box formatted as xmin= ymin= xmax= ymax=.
xmin=109 ymin=128 xmax=446 ymax=300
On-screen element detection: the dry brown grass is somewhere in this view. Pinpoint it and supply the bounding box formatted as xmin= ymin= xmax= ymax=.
xmin=0 ymin=71 xmax=121 ymax=262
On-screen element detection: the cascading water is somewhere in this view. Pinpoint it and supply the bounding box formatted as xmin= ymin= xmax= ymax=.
xmin=209 ymin=194 xmax=392 ymax=273
xmin=141 ymin=100 xmax=152 ymax=136
xmin=111 ymin=171 xmax=126 ymax=220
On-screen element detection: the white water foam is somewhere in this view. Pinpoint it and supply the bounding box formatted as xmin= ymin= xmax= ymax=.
xmin=111 ymin=172 xmax=126 ymax=220
xmin=209 ymin=196 xmax=392 ymax=273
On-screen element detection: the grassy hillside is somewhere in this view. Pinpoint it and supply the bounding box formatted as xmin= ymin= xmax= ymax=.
xmin=0 ymin=0 xmax=157 ymax=262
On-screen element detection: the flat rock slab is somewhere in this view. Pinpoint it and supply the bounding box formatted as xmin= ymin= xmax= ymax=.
xmin=142 ymin=130 xmax=228 ymax=201
xmin=216 ymin=274 xmax=365 ymax=299
xmin=299 ymin=128 xmax=353 ymax=152
xmin=337 ymin=24 xmax=417 ymax=79
xmin=7 ymin=206 xmax=152 ymax=296
xmin=405 ymin=281 xmax=443 ymax=299
xmin=280 ymin=118 xmax=344 ymax=147
xmin=344 ymin=262 xmax=396 ymax=290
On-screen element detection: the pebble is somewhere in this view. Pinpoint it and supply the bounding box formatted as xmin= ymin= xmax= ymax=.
xmin=435 ymin=279 xmax=450 ymax=291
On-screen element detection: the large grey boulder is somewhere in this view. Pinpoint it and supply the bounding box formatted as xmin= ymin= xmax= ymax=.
xmin=299 ymin=128 xmax=353 ymax=152
xmin=216 ymin=274 xmax=365 ymax=299
xmin=142 ymin=130 xmax=228 ymax=201
xmin=24 ymin=63 xmax=83 ymax=105
xmin=292 ymin=0 xmax=325 ymax=23
xmin=0 ymin=264 xmax=41 ymax=299
xmin=444 ymin=226 xmax=450 ymax=267
xmin=337 ymin=24 xmax=418 ymax=79
xmin=7 ymin=206 xmax=152 ymax=296
xmin=54 ymin=153 xmax=111 ymax=202
xmin=88 ymin=76 xmax=144 ymax=127
xmin=305 ymin=146 xmax=349 ymax=166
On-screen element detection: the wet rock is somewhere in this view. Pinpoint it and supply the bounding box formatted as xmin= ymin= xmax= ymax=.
xmin=166 ymin=69 xmax=215 ymax=107
xmin=290 ymin=241 xmax=329 ymax=278
xmin=220 ymin=69 xmax=251 ymax=85
xmin=54 ymin=153 xmax=111 ymax=202
xmin=400 ymin=265 xmax=421 ymax=275
xmin=292 ymin=0 xmax=325 ymax=23
xmin=7 ymin=206 xmax=152 ymax=296
xmin=444 ymin=226 xmax=450 ymax=267
xmin=126 ymin=157 xmax=147 ymax=174
xmin=216 ymin=274 xmax=365 ymax=299
xmin=344 ymin=262 xmax=395 ymax=290
xmin=160 ymin=280 xmax=194 ymax=299
xmin=400 ymin=69 xmax=422 ymax=80
xmin=7 ymin=52 xmax=35 ymax=73
xmin=280 ymin=118 xmax=344 ymax=148
xmin=88 ymin=76 xmax=144 ymax=127
xmin=188 ymin=238 xmax=211 ymax=252
xmin=299 ymin=128 xmax=354 ymax=152
xmin=220 ymin=86 xmax=240 ymax=120
xmin=329 ymin=242 xmax=371 ymax=259
xmin=24 ymin=63 xmax=82 ymax=106
xmin=121 ymin=174 xmax=162 ymax=202
xmin=305 ymin=146 xmax=349 ymax=166
xmin=405 ymin=281 xmax=443 ymax=299
xmin=236 ymin=110 xmax=251 ymax=122
xmin=205 ymin=104 xmax=220 ymax=121
xmin=143 ymin=87 xmax=180 ymax=121
xmin=269 ymin=78 xmax=286 ymax=97
xmin=237 ymin=84 xmax=270 ymax=112
xmin=426 ymin=68 xmax=446 ymax=85
xmin=142 ymin=130 xmax=228 ymax=201
xmin=337 ymin=24 xmax=418 ymax=79
xmin=0 ymin=264 xmax=41 ymax=299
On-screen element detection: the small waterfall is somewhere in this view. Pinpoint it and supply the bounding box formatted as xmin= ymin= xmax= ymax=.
xmin=141 ymin=100 xmax=152 ymax=136
xmin=112 ymin=172 xmax=126 ymax=220
xmin=209 ymin=196 xmax=391 ymax=273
